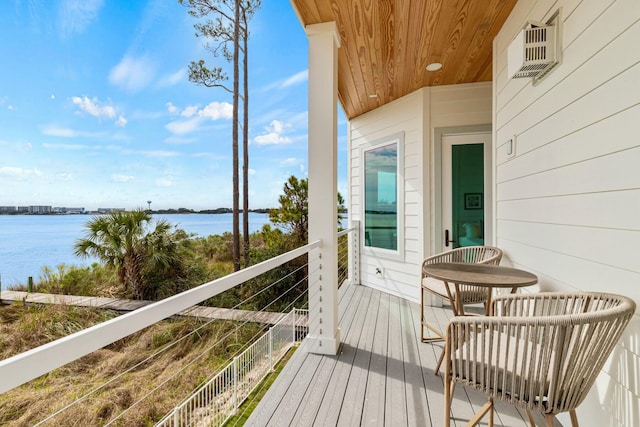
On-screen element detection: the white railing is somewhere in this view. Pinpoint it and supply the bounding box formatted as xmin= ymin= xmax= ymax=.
xmin=0 ymin=226 xmax=360 ymax=424
xmin=337 ymin=223 xmax=358 ymax=288
xmin=156 ymin=308 xmax=309 ymax=427
xmin=0 ymin=241 xmax=320 ymax=394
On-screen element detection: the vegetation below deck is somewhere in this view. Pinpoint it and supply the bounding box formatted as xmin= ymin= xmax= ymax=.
xmin=0 ymin=303 xmax=265 ymax=425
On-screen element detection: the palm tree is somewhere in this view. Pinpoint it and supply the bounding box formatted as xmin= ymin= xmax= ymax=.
xmin=74 ymin=209 xmax=176 ymax=300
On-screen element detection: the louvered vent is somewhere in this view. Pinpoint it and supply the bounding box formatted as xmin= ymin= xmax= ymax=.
xmin=507 ymin=25 xmax=558 ymax=80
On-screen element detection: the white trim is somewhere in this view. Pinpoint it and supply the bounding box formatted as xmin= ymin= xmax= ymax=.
xmin=433 ymin=125 xmax=493 ymax=252
xmin=359 ymin=132 xmax=405 ymax=262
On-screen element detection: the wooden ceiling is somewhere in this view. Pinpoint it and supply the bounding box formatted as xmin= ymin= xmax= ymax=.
xmin=291 ymin=0 xmax=518 ymax=119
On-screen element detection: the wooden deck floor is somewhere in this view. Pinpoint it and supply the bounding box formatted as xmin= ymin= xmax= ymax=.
xmin=246 ymin=282 xmax=555 ymax=427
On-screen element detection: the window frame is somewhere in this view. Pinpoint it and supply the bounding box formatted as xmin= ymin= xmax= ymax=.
xmin=360 ymin=132 xmax=405 ymax=261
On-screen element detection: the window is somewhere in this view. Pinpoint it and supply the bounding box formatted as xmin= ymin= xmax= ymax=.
xmin=361 ymin=132 xmax=404 ymax=259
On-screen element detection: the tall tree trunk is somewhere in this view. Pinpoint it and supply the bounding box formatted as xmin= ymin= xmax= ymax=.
xmin=232 ymin=0 xmax=241 ymax=271
xmin=242 ymin=9 xmax=250 ymax=268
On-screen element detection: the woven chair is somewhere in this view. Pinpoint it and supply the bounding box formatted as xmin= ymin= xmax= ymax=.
xmin=443 ymin=292 xmax=636 ymax=427
xmin=420 ymin=246 xmax=503 ymax=342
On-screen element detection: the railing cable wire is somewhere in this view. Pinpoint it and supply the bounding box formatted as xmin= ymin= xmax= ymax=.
xmin=104 ymin=255 xmax=315 ymax=425
xmin=34 ymin=251 xmax=317 ymax=426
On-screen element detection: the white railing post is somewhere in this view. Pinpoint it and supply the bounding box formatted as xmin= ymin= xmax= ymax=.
xmin=293 ymin=308 xmax=297 ymax=343
xmin=233 ymin=356 xmax=238 ymax=413
xmin=269 ymin=327 xmax=273 ymax=372
xmin=173 ymin=406 xmax=179 ymax=427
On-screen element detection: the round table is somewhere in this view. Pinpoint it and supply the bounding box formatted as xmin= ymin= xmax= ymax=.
xmin=422 ymin=262 xmax=538 ymax=315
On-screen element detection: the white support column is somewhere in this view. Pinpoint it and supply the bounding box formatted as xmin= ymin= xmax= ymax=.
xmin=306 ymin=21 xmax=341 ymax=355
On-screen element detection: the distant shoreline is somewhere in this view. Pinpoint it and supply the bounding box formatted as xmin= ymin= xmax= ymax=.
xmin=0 ymin=208 xmax=273 ymax=216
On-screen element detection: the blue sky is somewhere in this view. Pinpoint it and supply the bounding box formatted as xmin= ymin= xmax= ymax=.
xmin=0 ymin=0 xmax=348 ymax=211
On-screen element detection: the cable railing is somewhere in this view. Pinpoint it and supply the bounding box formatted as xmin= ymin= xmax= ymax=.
xmin=0 ymin=226 xmax=359 ymax=425
xmin=0 ymin=241 xmax=320 ymax=395
xmin=156 ymin=308 xmax=308 ymax=427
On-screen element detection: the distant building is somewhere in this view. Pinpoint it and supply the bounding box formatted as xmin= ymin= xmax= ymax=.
xmin=97 ymin=208 xmax=125 ymax=214
xmin=53 ymin=207 xmax=86 ymax=214
xmin=17 ymin=206 xmax=29 ymax=213
xmin=0 ymin=206 xmax=17 ymax=213
xmin=29 ymin=205 xmax=52 ymax=214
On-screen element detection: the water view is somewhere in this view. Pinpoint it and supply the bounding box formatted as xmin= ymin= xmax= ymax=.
xmin=0 ymin=213 xmax=271 ymax=286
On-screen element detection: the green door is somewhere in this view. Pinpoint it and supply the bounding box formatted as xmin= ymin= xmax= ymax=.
xmin=442 ymin=133 xmax=490 ymax=249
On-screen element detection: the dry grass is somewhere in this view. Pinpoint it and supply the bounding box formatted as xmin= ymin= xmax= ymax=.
xmin=0 ymin=303 xmax=264 ymax=426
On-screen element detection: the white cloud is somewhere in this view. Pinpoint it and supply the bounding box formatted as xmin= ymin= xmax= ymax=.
xmin=199 ymin=102 xmax=233 ymax=120
xmin=42 ymin=125 xmax=104 ymax=138
xmin=130 ymin=150 xmax=180 ymax=158
xmin=158 ymin=68 xmax=186 ymax=87
xmin=165 ymin=102 xmax=233 ymax=135
xmin=109 ymin=54 xmax=156 ymax=92
xmin=261 ymin=70 xmax=309 ymax=93
xmin=42 ymin=126 xmax=78 ymax=137
xmin=165 ymin=116 xmax=202 ymax=135
xmin=248 ymin=168 xmax=256 ymax=175
xmin=280 ymin=70 xmax=308 ymax=88
xmin=51 ymin=94 xmax=56 ymax=100
xmin=72 ymin=96 xmax=115 ymax=118
xmin=181 ymin=105 xmax=199 ymax=117
xmin=56 ymin=172 xmax=73 ymax=181
xmin=166 ymin=102 xmax=178 ymax=114
xmin=156 ymin=178 xmax=173 ymax=187
xmin=0 ymin=166 xmax=43 ymax=180
xmin=111 ymin=174 xmax=135 ymax=182
xmin=280 ymin=157 xmax=300 ymax=166
xmin=70 ymin=96 xmax=127 ymax=126
xmin=165 ymin=135 xmax=197 ymax=145
xmin=0 ymin=96 xmax=14 ymax=110
xmin=254 ymin=120 xmax=292 ymax=145
xmin=58 ymin=0 xmax=104 ymax=39
xmin=43 ymin=142 xmax=93 ymax=150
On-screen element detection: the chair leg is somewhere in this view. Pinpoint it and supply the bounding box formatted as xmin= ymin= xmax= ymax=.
xmin=570 ymin=409 xmax=579 ymax=427
xmin=434 ymin=347 xmax=445 ymax=375
xmin=421 ymin=321 xmax=445 ymax=342
xmin=468 ymin=399 xmax=494 ymax=427
xmin=545 ymin=414 xmax=555 ymax=427
xmin=525 ymin=409 xmax=536 ymax=427
xmin=421 ymin=287 xmax=445 ymax=342
xmin=444 ymin=379 xmax=452 ymax=426
xmin=488 ymin=397 xmax=494 ymax=427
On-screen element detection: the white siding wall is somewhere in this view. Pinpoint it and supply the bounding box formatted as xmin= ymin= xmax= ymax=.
xmin=349 ymin=83 xmax=492 ymax=302
xmin=493 ymin=1 xmax=640 ymax=425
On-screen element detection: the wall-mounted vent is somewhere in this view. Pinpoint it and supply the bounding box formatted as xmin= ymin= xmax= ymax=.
xmin=507 ymin=24 xmax=558 ymax=80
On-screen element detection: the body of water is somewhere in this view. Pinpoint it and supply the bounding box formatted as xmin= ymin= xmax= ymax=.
xmin=0 ymin=213 xmax=271 ymax=286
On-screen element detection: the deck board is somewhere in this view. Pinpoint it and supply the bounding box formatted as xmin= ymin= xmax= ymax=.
xmin=361 ymin=291 xmax=389 ymax=425
xmin=313 ymin=286 xmax=373 ymax=426
xmin=385 ymin=295 xmax=408 ymax=426
xmin=335 ymin=288 xmax=380 ymax=427
xmin=246 ymin=282 xmax=535 ymax=427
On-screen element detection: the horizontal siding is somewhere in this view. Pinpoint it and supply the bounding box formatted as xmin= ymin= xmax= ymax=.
xmin=494 ymin=1 xmax=640 ymax=426
xmin=350 ymin=90 xmax=424 ymax=302
xmin=430 ymin=83 xmax=492 ymax=128
xmin=349 ymin=83 xmax=491 ymax=302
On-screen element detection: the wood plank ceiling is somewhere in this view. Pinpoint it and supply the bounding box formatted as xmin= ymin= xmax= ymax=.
xmin=291 ymin=0 xmax=518 ymax=119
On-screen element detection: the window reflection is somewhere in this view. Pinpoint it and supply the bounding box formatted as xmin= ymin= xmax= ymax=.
xmin=364 ymin=143 xmax=397 ymax=250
